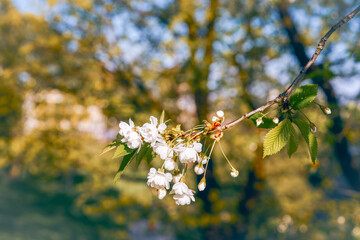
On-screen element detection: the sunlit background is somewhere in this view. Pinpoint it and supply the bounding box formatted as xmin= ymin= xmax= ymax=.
xmin=1 ymin=0 xmax=360 ymax=239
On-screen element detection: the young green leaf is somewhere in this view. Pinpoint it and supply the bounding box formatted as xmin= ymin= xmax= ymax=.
xmin=248 ymin=112 xmax=277 ymax=129
xmin=145 ymin=148 xmax=155 ymax=164
xmin=287 ymin=123 xmax=299 ymax=158
xmin=100 ymin=134 xmax=122 ymax=155
xmin=113 ymin=149 xmax=137 ymax=183
xmin=289 ymin=84 xmax=318 ymax=110
xmin=293 ymin=119 xmax=310 ymax=142
xmin=263 ymin=119 xmax=292 ymax=158
xmin=112 ymin=143 xmax=134 ymax=159
xmin=135 ymin=143 xmax=150 ymax=168
xmin=159 ymin=110 xmax=165 ymax=124
xmin=101 ymin=144 xmax=117 ymax=156
xmin=293 ymin=119 xmax=317 ymax=163
xmin=309 ymin=133 xmax=318 ymax=164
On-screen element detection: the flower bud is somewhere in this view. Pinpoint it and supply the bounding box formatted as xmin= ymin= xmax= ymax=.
xmin=216 ymin=111 xmax=224 ymax=118
xmin=202 ymin=158 xmax=208 ymax=165
xmin=158 ymin=188 xmax=167 ymax=199
xmin=194 ymin=164 xmax=204 ymax=175
xmin=256 ymin=118 xmax=263 ymax=126
xmin=310 ymin=123 xmax=317 ymax=134
xmin=230 ymin=169 xmax=239 ymax=178
xmin=212 ymin=116 xmax=219 ymax=122
xmin=198 ymin=178 xmax=206 ymax=191
xmin=322 ymin=106 xmax=331 ymax=115
xmin=273 ymin=117 xmax=279 ymax=124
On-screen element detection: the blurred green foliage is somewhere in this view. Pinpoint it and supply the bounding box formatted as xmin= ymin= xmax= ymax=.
xmin=0 ymin=0 xmax=360 ymax=239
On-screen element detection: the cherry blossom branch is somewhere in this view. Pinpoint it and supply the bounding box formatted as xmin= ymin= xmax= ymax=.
xmin=222 ymin=4 xmax=360 ymax=130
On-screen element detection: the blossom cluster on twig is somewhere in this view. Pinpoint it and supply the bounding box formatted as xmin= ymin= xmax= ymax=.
xmin=117 ymin=111 xmax=238 ymax=205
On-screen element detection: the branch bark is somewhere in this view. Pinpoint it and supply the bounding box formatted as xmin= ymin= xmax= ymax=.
xmin=222 ymin=4 xmax=360 ymax=130
xmin=278 ymin=3 xmax=360 ymax=191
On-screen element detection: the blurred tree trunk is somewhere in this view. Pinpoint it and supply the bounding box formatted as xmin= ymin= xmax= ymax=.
xmin=278 ymin=4 xmax=360 ymax=191
xmin=233 ymin=61 xmax=267 ymax=238
xmin=184 ymin=0 xmax=222 ymax=238
xmin=184 ymin=0 xmax=219 ymax=213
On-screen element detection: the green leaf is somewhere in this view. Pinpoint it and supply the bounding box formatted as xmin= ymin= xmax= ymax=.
xmin=159 ymin=110 xmax=165 ymax=124
xmin=293 ymin=119 xmax=310 ymax=143
xmin=287 ymin=123 xmax=298 ymax=158
xmin=145 ymin=148 xmax=155 ymax=164
xmin=112 ymin=143 xmax=134 ymax=159
xmin=248 ymin=112 xmax=277 ymax=129
xmin=289 ymin=84 xmax=318 ymax=110
xmin=113 ymin=150 xmax=136 ymax=183
xmin=100 ymin=134 xmax=122 ymax=155
xmin=293 ymin=119 xmax=317 ymax=163
xmin=263 ymin=119 xmax=292 ymax=158
xmin=135 ymin=143 xmax=150 ymax=168
xmin=309 ymin=133 xmax=318 ymax=164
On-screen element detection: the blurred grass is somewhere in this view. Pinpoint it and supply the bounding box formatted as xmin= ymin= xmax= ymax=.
xmin=0 ymin=172 xmax=107 ymax=240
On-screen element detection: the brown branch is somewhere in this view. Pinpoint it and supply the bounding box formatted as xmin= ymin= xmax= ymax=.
xmin=278 ymin=4 xmax=360 ymax=191
xmin=222 ymin=4 xmax=360 ymax=130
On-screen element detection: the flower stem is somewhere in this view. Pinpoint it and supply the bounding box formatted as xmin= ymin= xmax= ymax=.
xmin=299 ymin=109 xmax=312 ymax=124
xmin=218 ymin=141 xmax=235 ymax=170
xmin=204 ymin=140 xmax=216 ymax=176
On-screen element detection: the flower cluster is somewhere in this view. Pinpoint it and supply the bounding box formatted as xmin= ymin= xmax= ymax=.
xmin=117 ymin=111 xmax=238 ymax=205
xmin=119 ymin=116 xmax=166 ymax=149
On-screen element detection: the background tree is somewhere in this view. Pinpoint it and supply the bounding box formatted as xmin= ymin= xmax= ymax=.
xmin=0 ymin=0 xmax=360 ymax=239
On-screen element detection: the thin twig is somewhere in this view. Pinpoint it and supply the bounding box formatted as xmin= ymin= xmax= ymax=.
xmin=222 ymin=4 xmax=360 ymax=130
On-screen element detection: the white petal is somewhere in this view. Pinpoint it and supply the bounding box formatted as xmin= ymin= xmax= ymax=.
xmin=129 ymin=118 xmax=135 ymax=128
xmin=158 ymin=123 xmax=167 ymax=133
xmin=193 ymin=142 xmax=202 ymax=152
xmin=216 ymin=110 xmax=224 ymax=117
xmin=150 ymin=116 xmax=158 ymax=126
xmin=158 ymin=188 xmax=167 ymax=199
xmin=173 ymin=174 xmax=182 ymax=183
xmin=164 ymin=158 xmax=177 ymax=171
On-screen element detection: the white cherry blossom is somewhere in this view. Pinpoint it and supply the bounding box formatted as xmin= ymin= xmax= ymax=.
xmin=173 ymin=193 xmax=195 ymax=205
xmin=170 ymin=182 xmax=188 ymax=195
xmin=139 ymin=116 xmax=167 ymax=145
xmin=147 ymin=168 xmax=172 ymax=190
xmin=153 ymin=140 xmax=174 ymax=160
xmin=119 ymin=119 xmax=142 ymax=149
xmin=119 ymin=118 xmax=135 ymax=138
xmin=175 ymin=142 xmax=202 ymax=163
xmin=124 ymin=131 xmax=143 ymax=149
xmin=170 ymin=182 xmax=195 ymax=205
xmin=164 ymin=158 xmax=177 ymax=171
